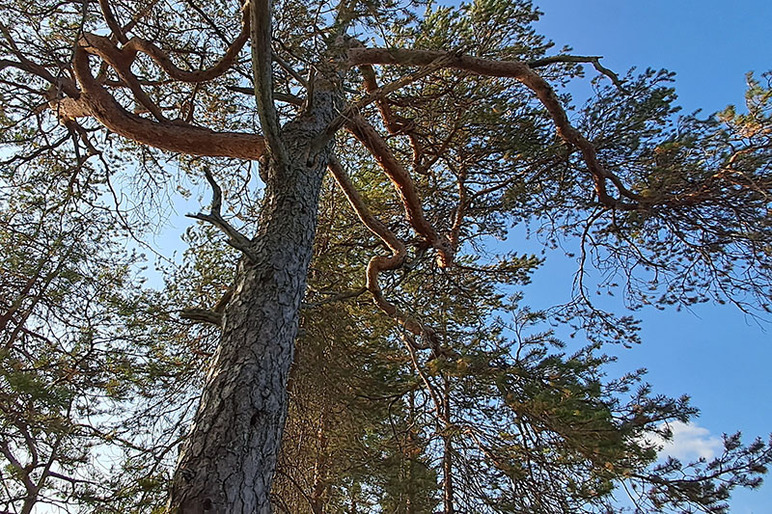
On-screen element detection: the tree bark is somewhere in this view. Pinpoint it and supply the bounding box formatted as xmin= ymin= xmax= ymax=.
xmin=168 ymin=87 xmax=339 ymax=513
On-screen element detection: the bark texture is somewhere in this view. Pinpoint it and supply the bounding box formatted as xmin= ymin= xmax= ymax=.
xmin=168 ymin=86 xmax=340 ymax=513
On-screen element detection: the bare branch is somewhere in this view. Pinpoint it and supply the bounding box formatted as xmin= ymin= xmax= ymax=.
xmin=359 ymin=64 xmax=410 ymax=135
xmin=186 ymin=168 xmax=256 ymax=260
xmin=272 ymin=50 xmax=308 ymax=88
xmin=309 ymin=52 xmax=458 ymax=156
xmin=528 ymin=55 xmax=628 ymax=92
xmin=81 ymin=33 xmax=169 ymax=121
xmin=250 ymin=0 xmax=287 ymax=165
xmin=227 ymin=85 xmax=304 ymax=106
xmin=449 ymin=169 xmax=468 ymax=253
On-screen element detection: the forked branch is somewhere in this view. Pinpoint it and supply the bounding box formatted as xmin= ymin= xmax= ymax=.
xmin=328 ymin=156 xmax=438 ymax=351
xmin=72 ymin=40 xmax=266 ymax=159
xmin=310 ymin=52 xmax=458 ymax=155
xmin=186 ymin=168 xmax=256 ymax=260
xmin=101 ymin=6 xmax=251 ymax=83
xmin=345 ymin=115 xmax=455 ymax=267
xmin=528 ymin=54 xmax=628 ymax=92
xmin=347 ymin=47 xmax=643 ymax=210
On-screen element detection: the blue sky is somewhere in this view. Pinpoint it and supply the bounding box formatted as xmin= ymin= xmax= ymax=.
xmin=525 ymin=2 xmax=771 ymax=511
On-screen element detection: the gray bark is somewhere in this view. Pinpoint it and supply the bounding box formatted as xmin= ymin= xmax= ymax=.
xmin=168 ymin=87 xmax=340 ymax=513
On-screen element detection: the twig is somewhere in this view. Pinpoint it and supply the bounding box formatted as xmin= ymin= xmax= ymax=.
xmin=528 ymin=55 xmax=628 ymax=92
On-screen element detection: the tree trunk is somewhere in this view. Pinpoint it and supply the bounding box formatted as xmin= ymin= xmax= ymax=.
xmin=309 ymin=410 xmax=330 ymax=514
xmin=168 ymin=88 xmax=339 ymax=513
xmin=441 ymin=376 xmax=455 ymax=514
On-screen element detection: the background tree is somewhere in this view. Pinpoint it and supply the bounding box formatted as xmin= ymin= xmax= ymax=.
xmin=1 ymin=0 xmax=771 ymax=512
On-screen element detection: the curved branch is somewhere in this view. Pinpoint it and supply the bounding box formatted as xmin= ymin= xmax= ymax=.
xmin=0 ymin=57 xmax=80 ymax=98
xmin=310 ymin=52 xmax=456 ymax=155
xmin=72 ymin=40 xmax=266 ymax=160
xmin=347 ymin=47 xmax=642 ymax=209
xmin=328 ymin=156 xmax=437 ymax=350
xmin=345 ymin=115 xmax=455 ymax=266
xmin=121 ymin=8 xmax=250 ymax=83
xmin=81 ymin=33 xmax=168 ymax=121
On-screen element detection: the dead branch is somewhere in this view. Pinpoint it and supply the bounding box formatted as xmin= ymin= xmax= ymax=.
xmin=186 ymin=168 xmax=256 ymax=260
xmin=528 ymin=54 xmax=628 ymax=92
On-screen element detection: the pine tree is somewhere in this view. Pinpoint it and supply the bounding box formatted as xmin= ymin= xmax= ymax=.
xmin=1 ymin=0 xmax=771 ymax=512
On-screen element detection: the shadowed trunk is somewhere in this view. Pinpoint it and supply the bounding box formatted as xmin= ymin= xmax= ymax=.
xmin=441 ymin=375 xmax=454 ymax=514
xmin=168 ymin=87 xmax=339 ymax=513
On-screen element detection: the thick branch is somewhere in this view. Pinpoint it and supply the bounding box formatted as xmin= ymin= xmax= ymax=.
xmin=360 ymin=64 xmax=408 ymax=135
xmin=86 ymin=5 xmax=250 ymax=84
xmin=360 ymin=64 xmax=427 ymax=173
xmin=180 ymin=308 xmax=222 ymax=325
xmin=180 ymin=286 xmax=233 ymax=326
xmin=98 ymin=0 xmax=128 ymax=44
xmin=81 ymin=33 xmax=168 ymax=121
xmin=250 ymin=0 xmax=287 ymax=164
xmin=346 ymin=115 xmax=455 ymax=266
xmin=347 ymin=47 xmax=642 ymax=209
xmin=72 ymin=41 xmax=266 ymax=159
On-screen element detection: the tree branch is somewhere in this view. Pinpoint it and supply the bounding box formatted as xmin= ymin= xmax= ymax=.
xmin=227 ymin=85 xmax=304 ymax=106
xmin=250 ymin=0 xmax=287 ymax=165
xmin=348 ymin=47 xmax=642 ymax=210
xmin=180 ymin=308 xmax=223 ymax=325
xmin=186 ymin=168 xmax=256 ymax=260
xmin=528 ymin=55 xmax=628 ymax=92
xmin=309 ymin=51 xmax=457 ymax=156
xmin=345 ymin=115 xmax=455 ymax=266
xmin=72 ymin=40 xmax=266 ymax=159
xmin=80 ymin=33 xmax=169 ymax=122
xmin=120 ymin=8 xmax=250 ymax=83
xmin=98 ymin=0 xmax=128 ymax=44
xmin=328 ymin=156 xmax=439 ymax=350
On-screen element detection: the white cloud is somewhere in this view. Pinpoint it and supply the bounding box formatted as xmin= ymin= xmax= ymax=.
xmin=647 ymin=421 xmax=724 ymax=461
